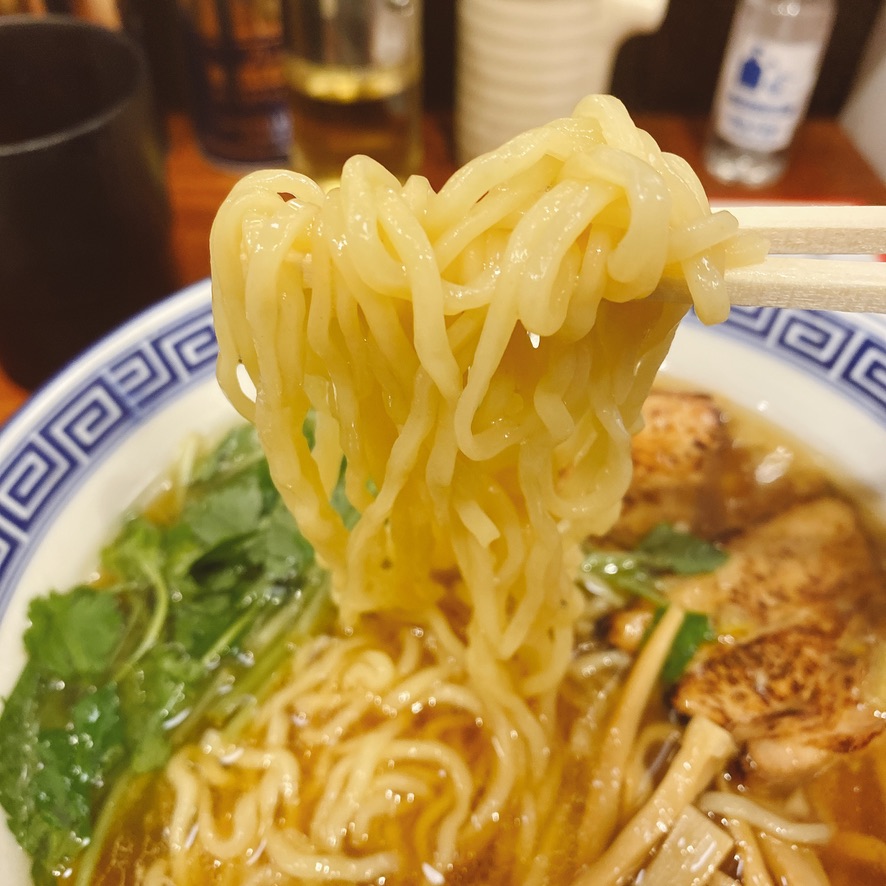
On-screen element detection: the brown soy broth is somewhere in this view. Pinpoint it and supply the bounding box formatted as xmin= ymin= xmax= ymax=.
xmin=660 ymin=379 xmax=886 ymax=557
xmin=806 ymin=734 xmax=886 ymax=885
xmin=87 ymin=776 xmax=173 ymax=885
xmin=85 ymin=389 xmax=886 ymax=884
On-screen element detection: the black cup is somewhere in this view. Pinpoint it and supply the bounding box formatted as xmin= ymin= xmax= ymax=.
xmin=0 ymin=15 xmax=176 ymax=390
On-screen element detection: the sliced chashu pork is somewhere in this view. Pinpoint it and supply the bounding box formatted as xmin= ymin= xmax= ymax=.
xmin=603 ymin=390 xmax=885 ymax=778
xmin=609 ymin=390 xmax=727 ymax=547
xmin=670 ymin=496 xmax=886 ymax=780
xmin=610 ymin=387 xmax=829 ymax=547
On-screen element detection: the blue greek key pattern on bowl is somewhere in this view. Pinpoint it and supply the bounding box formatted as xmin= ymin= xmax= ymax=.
xmin=45 ymin=379 xmax=130 ymax=461
xmin=0 ymin=294 xmax=217 ymax=595
xmin=714 ymin=307 xmax=886 ymax=420
xmin=108 ymin=313 xmax=218 ymax=410
xmin=0 ymin=436 xmax=74 ymax=532
xmin=842 ymin=337 xmax=886 ymax=409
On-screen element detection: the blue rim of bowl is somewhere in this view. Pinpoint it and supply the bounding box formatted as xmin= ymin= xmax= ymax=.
xmin=689 ymin=305 xmax=886 ymax=422
xmin=0 ymin=280 xmax=217 ymax=613
xmin=0 ymin=286 xmax=884 ymax=623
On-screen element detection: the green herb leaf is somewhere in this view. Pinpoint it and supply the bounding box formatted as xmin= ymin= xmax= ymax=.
xmin=580 ymin=524 xmax=727 ymax=604
xmin=0 ymin=678 xmax=126 ymax=884
xmin=30 ymin=729 xmax=92 ymax=853
xmin=32 ymin=685 xmax=124 ymax=842
xmin=101 ymin=516 xmax=165 ymax=587
xmin=331 ymin=464 xmax=360 ymax=530
xmin=579 ymin=551 xmax=664 ymax=603
xmin=250 ymin=500 xmax=316 ymax=581
xmin=191 ymin=424 xmax=264 ymax=486
xmin=0 ymin=663 xmax=44 ymax=855
xmin=24 ymin=589 xmax=124 ymax=680
xmin=0 ymin=423 xmax=339 ymax=882
xmin=70 ymin=684 xmax=125 ymax=783
xmin=660 ymin=610 xmax=717 ymax=685
xmin=183 ymin=475 xmax=264 ymax=547
xmin=118 ymin=643 xmax=202 ymax=773
xmin=635 ymin=523 xmax=728 ymax=574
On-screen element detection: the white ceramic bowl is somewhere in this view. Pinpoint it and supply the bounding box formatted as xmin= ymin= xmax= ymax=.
xmin=0 ymin=279 xmax=885 ymax=880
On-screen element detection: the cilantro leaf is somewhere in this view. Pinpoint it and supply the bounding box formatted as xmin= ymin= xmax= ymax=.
xmin=580 ymin=523 xmax=727 ymax=604
xmin=0 ymin=423 xmax=339 ymax=883
xmin=30 ymin=729 xmax=92 ymax=858
xmin=191 ymin=423 xmax=264 ymax=486
xmin=579 ymin=551 xmax=664 ymax=603
xmin=101 ymin=516 xmax=165 ymax=587
xmin=249 ymin=500 xmax=315 ymax=581
xmin=31 ymin=685 xmax=124 ymax=843
xmin=160 ymin=523 xmax=207 ymax=592
xmin=0 ymin=676 xmax=125 ymax=884
xmin=183 ymin=475 xmax=264 ymax=547
xmin=635 ymin=523 xmax=728 ymax=574
xmin=118 ymin=643 xmax=202 ymax=773
xmin=70 ymin=684 xmax=125 ymax=782
xmin=0 ymin=663 xmax=43 ymax=854
xmin=24 ymin=589 xmax=124 ymax=680
xmin=173 ymin=592 xmax=240 ymax=656
xmin=331 ymin=474 xmax=360 ymax=530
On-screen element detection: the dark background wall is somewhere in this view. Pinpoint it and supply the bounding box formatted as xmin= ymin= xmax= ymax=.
xmin=423 ymin=0 xmax=882 ymax=116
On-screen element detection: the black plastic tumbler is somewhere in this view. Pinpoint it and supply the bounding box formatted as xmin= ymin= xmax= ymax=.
xmin=0 ymin=15 xmax=176 ymax=389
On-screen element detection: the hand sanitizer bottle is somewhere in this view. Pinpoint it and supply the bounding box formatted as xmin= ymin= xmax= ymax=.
xmin=704 ymin=0 xmax=836 ymax=187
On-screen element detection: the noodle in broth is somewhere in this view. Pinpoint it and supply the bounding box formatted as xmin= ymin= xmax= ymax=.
xmin=8 ymin=95 xmax=886 ymax=886
xmin=170 ymin=94 xmax=762 ymax=883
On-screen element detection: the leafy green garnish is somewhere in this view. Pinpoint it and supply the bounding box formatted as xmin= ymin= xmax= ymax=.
xmin=580 ymin=525 xmax=725 ymax=685
xmin=634 ymin=523 xmax=729 ymax=575
xmin=117 ymin=642 xmax=203 ymax=773
xmin=0 ymin=424 xmax=343 ymax=884
xmin=24 ymin=589 xmax=124 ymax=680
xmin=658 ymin=610 xmax=717 ymax=686
xmin=579 ymin=523 xmax=727 ymax=604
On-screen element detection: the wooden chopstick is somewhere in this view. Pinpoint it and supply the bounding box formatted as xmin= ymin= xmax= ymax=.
xmin=721 ymin=204 xmax=886 ymax=255
xmin=729 ymin=257 xmax=884 ymax=312
xmin=654 ymin=256 xmax=886 ymax=314
xmin=653 ymin=205 xmax=886 ymax=314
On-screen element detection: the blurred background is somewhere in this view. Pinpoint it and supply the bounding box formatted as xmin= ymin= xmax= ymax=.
xmin=1 ymin=0 xmax=885 ymax=403
xmin=430 ymin=0 xmax=886 ymax=179
xmin=420 ymin=1 xmax=882 ymax=115
xmin=3 ymin=0 xmax=882 ymax=177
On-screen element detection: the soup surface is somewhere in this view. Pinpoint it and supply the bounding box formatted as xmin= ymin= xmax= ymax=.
xmin=3 ymin=387 xmax=882 ymax=886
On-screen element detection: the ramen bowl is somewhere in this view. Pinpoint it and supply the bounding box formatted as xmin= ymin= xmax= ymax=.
xmin=0 ymin=279 xmax=884 ymax=882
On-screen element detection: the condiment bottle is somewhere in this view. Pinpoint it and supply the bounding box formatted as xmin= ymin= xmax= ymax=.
xmin=704 ymin=0 xmax=836 ymax=188
xmin=178 ymin=0 xmax=292 ymax=166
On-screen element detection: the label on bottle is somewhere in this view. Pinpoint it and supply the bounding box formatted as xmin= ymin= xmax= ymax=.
xmin=715 ymin=35 xmax=823 ymax=152
xmin=182 ymin=1 xmax=292 ymax=164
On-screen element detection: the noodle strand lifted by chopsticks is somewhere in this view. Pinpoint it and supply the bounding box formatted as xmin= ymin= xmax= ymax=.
xmin=198 ymin=94 xmax=768 ymax=882
xmin=211 ymin=94 xmax=765 ymax=694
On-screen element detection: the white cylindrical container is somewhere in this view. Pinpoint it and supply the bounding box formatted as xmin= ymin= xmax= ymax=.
xmin=455 ymin=0 xmax=669 ymax=164
xmin=704 ymin=0 xmax=836 ymax=188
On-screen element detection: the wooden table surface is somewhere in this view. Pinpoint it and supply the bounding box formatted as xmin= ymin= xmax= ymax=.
xmin=2 ymin=111 xmax=885 ymax=425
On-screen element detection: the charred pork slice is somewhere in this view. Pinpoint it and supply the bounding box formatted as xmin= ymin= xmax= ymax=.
xmin=670 ymin=496 xmax=886 ymax=780
xmin=609 ymin=390 xmax=727 ymax=546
